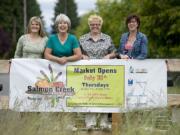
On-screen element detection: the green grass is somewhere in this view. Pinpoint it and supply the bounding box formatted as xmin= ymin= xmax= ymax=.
xmin=118 ymin=109 xmax=180 ymax=135
xmin=168 ymin=86 xmax=180 ymax=94
xmin=0 ymin=111 xmax=76 ymax=135
xmin=0 ymin=86 xmax=179 ymax=135
xmin=1 ymin=109 xmax=180 ymax=135
xmin=168 ymin=72 xmax=180 ymax=94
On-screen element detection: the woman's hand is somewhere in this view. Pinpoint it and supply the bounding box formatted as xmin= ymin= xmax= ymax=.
xmin=82 ymin=55 xmax=89 ymax=60
xmin=57 ymin=57 xmax=67 ymax=65
xmin=103 ymin=54 xmax=111 ymax=59
xmin=120 ymin=54 xmax=130 ymax=59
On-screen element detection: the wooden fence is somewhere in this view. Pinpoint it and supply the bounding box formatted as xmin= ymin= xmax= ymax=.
xmin=0 ymin=59 xmax=180 ymax=135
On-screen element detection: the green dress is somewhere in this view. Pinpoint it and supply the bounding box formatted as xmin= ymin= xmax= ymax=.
xmin=14 ymin=35 xmax=48 ymax=58
xmin=46 ymin=34 xmax=79 ymax=57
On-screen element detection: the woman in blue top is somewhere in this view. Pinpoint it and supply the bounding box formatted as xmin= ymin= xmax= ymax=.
xmin=44 ymin=14 xmax=82 ymax=64
xmin=117 ymin=14 xmax=148 ymax=59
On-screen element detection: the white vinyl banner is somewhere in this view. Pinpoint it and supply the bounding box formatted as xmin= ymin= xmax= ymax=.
xmin=9 ymin=59 xmax=167 ymax=112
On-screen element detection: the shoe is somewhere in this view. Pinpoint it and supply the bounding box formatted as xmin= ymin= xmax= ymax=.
xmin=86 ymin=125 xmax=95 ymax=131
xmin=71 ymin=126 xmax=78 ymax=132
xmin=66 ymin=125 xmax=78 ymax=132
xmin=100 ymin=124 xmax=111 ymax=131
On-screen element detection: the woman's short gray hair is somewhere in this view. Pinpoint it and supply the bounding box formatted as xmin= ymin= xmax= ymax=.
xmin=55 ymin=13 xmax=71 ymax=31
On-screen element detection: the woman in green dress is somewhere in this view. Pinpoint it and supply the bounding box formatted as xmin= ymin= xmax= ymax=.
xmin=14 ymin=16 xmax=47 ymax=58
xmin=44 ymin=13 xmax=82 ymax=64
xmin=44 ymin=13 xmax=82 ymax=131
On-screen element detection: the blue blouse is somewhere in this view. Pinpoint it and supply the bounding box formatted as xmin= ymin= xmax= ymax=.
xmin=117 ymin=32 xmax=148 ymax=59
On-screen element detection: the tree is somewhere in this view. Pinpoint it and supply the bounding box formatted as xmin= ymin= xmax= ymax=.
xmin=75 ymin=13 xmax=92 ymax=38
xmin=52 ymin=0 xmax=79 ymax=33
xmin=138 ymin=0 xmax=180 ymax=57
xmin=27 ymin=0 xmax=41 ymax=20
xmin=0 ymin=0 xmax=42 ymax=58
xmin=75 ymin=0 xmax=180 ymax=58
xmin=0 ymin=27 xmax=11 ymax=59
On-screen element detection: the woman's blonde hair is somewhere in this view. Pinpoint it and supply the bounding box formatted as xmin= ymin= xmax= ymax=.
xmin=27 ymin=16 xmax=46 ymax=37
xmin=55 ymin=13 xmax=71 ymax=32
xmin=88 ymin=14 xmax=103 ymax=25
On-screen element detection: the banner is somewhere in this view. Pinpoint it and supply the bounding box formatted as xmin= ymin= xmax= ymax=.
xmin=9 ymin=59 xmax=167 ymax=112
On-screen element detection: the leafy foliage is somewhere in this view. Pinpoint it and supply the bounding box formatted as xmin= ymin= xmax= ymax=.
xmin=0 ymin=0 xmax=179 ymax=58
xmin=51 ymin=0 xmax=79 ymax=34
xmin=75 ymin=0 xmax=180 ymax=58
xmin=0 ymin=0 xmax=42 ymax=59
xmin=139 ymin=0 xmax=180 ymax=57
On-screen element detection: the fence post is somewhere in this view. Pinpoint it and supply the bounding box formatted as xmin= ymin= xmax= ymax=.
xmin=112 ymin=113 xmax=123 ymax=135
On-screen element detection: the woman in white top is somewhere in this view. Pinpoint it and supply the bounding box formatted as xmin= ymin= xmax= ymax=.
xmin=14 ymin=16 xmax=47 ymax=58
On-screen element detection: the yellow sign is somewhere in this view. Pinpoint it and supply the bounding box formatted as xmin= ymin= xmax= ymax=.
xmin=66 ymin=65 xmax=125 ymax=107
